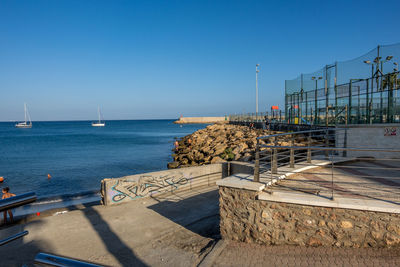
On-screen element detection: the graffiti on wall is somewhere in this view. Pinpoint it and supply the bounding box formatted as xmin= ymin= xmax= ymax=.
xmin=384 ymin=127 xmax=397 ymax=136
xmin=110 ymin=173 xmax=191 ymax=203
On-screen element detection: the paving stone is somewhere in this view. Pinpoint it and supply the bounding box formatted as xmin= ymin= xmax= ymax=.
xmin=212 ymin=241 xmax=400 ymax=267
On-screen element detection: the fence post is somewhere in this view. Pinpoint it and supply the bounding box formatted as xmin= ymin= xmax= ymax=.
xmin=330 ymin=153 xmax=334 ymax=200
xmin=254 ymin=139 xmax=260 ymax=182
xmin=325 ymin=129 xmax=329 ymax=159
xmin=290 ymin=137 xmax=294 ymax=168
xmin=343 ymin=128 xmax=348 ymax=157
xmin=307 ymin=131 xmax=312 ymax=163
xmin=271 ymin=137 xmax=278 ymax=174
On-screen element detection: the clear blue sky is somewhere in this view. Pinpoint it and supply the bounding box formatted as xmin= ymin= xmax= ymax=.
xmin=1 ymin=0 xmax=399 ymax=121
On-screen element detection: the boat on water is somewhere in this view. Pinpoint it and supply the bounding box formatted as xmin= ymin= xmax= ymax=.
xmin=15 ymin=103 xmax=32 ymax=128
xmin=92 ymin=107 xmax=105 ymax=127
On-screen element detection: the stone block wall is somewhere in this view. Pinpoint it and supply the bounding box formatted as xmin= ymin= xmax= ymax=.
xmin=219 ymin=186 xmax=400 ymax=247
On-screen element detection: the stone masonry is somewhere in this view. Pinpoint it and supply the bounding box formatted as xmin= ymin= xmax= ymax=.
xmin=219 ymin=186 xmax=400 ymax=248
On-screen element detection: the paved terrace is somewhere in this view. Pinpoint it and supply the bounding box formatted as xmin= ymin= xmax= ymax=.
xmin=257 ymin=157 xmax=400 ymax=210
xmin=0 ymin=187 xmax=220 ymax=267
xmin=2 ymin=158 xmax=400 ymax=266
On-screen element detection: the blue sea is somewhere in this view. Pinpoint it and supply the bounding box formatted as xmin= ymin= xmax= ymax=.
xmin=0 ymin=120 xmax=207 ymax=205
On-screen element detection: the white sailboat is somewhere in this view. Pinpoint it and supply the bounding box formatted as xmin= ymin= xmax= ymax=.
xmin=15 ymin=103 xmax=32 ymax=128
xmin=92 ymin=106 xmax=105 ymax=127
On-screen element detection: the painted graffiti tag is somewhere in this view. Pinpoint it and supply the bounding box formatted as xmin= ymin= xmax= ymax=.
xmin=111 ymin=173 xmax=190 ymax=203
xmin=384 ymin=127 xmax=397 ymax=136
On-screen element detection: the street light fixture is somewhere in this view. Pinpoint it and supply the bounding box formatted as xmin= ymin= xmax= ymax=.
xmin=363 ymin=54 xmax=394 ymax=123
xmin=311 ymin=76 xmax=323 ymax=89
xmin=311 ymin=76 xmax=323 ymax=125
xmin=364 ymin=55 xmax=393 ymax=77
xmin=381 ymin=56 xmax=394 ymax=72
xmin=373 ymin=56 xmax=382 ymax=64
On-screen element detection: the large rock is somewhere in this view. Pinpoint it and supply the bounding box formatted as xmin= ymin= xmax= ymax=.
xmin=232 ymin=143 xmax=248 ymax=155
xmin=234 ymin=130 xmax=245 ymax=138
xmin=211 ymin=156 xmax=226 ymax=164
xmin=384 ymin=232 xmax=400 ymax=246
xmin=170 ymin=124 xmax=296 ymax=168
xmin=167 ymin=162 xmax=179 ymax=169
xmin=214 ymin=143 xmax=227 ymax=155
xmin=193 ymin=150 xmax=204 ymax=162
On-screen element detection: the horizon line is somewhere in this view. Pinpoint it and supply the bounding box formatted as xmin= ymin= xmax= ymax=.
xmin=0 ymin=118 xmax=180 ymax=123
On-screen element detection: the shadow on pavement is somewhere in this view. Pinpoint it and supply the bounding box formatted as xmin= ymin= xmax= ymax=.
xmin=82 ymin=203 xmax=147 ymax=267
xmin=148 ymin=189 xmax=221 ymax=239
xmin=0 ymin=220 xmax=50 ymax=266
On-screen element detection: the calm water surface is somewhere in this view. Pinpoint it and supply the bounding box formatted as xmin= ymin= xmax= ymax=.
xmin=0 ymin=120 xmax=207 ymax=199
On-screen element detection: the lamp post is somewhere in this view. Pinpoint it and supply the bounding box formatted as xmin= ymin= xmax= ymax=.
xmin=312 ymin=76 xmax=323 ymax=124
xmin=363 ymin=55 xmax=392 ymax=123
xmin=256 ymin=64 xmax=260 ymax=114
xmin=363 ymin=55 xmax=392 ymax=85
xmin=394 ymin=62 xmax=399 ymax=121
xmin=363 ymin=60 xmax=374 ymax=123
xmin=381 ymin=56 xmax=393 ymax=122
xmin=394 ymin=62 xmax=399 ymax=90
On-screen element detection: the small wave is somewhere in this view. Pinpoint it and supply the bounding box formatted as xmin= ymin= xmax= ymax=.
xmin=34 ymin=190 xmax=101 ymax=205
xmin=14 ymin=190 xmax=102 ymax=218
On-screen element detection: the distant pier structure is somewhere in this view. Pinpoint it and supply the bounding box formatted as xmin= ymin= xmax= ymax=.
xmin=174 ymin=116 xmax=228 ymax=124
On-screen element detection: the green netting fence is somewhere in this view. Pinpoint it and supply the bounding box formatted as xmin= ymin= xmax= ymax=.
xmin=285 ymin=43 xmax=400 ymax=125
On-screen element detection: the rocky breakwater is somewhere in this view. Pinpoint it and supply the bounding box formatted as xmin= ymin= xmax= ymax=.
xmin=167 ymin=124 xmax=297 ymax=169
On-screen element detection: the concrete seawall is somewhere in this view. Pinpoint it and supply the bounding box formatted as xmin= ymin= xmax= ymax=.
xmin=337 ymin=124 xmax=400 ymax=158
xmin=100 ymin=161 xmax=255 ymax=206
xmin=101 ymin=163 xmax=227 ymax=205
xmin=174 ymin=116 xmax=228 ymax=124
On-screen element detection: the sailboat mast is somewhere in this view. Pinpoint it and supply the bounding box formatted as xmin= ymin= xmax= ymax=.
xmin=98 ymin=106 xmax=101 ymax=123
xmin=24 ymin=103 xmax=27 ymax=123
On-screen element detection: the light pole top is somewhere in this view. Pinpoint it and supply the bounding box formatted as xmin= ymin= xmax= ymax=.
xmin=311 ymin=76 xmax=323 ymax=80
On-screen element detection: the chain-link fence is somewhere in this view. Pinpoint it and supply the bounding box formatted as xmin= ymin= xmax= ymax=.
xmin=285 ymin=44 xmax=400 ymax=125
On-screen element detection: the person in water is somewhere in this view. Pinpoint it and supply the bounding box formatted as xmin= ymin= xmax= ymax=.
xmin=174 ymin=140 xmax=179 ymax=152
xmin=2 ymin=187 xmax=16 ymax=224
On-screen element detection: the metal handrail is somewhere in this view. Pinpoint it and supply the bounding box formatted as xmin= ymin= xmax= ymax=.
xmin=253 ymin=127 xmax=400 ymax=181
xmin=34 ymin=253 xmax=103 ymax=267
xmin=0 ymin=231 xmax=28 ymax=246
xmin=253 ymin=127 xmax=400 ymax=203
xmin=254 ymin=128 xmax=342 ymax=181
xmin=257 ymin=128 xmax=345 ymax=141
xmin=259 ymin=145 xmax=400 ymax=153
xmin=0 ymin=192 xmax=37 ymax=212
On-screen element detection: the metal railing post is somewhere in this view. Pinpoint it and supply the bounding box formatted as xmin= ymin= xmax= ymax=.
xmin=290 ymin=137 xmax=294 ymax=168
xmin=271 ymin=137 xmax=278 ymax=174
xmin=307 ymin=131 xmax=312 ymax=163
xmin=254 ymin=139 xmax=260 ymax=182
